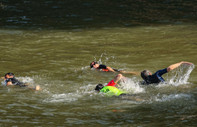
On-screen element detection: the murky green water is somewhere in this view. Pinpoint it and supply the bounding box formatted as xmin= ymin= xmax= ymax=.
xmin=0 ymin=1 xmax=197 ymax=127
xmin=0 ymin=24 xmax=196 ymax=127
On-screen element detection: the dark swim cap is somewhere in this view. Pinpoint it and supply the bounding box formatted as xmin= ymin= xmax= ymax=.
xmin=95 ymin=84 xmax=104 ymax=91
xmin=4 ymin=72 xmax=15 ymax=78
xmin=141 ymin=70 xmax=151 ymax=84
xmin=141 ymin=70 xmax=150 ymax=80
xmin=90 ymin=61 xmax=98 ymax=68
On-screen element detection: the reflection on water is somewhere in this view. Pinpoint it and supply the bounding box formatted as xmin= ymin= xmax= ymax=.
xmin=0 ymin=1 xmax=197 ymax=29
xmin=0 ymin=18 xmax=197 ymax=127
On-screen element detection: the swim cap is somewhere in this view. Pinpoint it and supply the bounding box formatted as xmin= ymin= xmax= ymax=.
xmin=95 ymin=84 xmax=104 ymax=91
xmin=141 ymin=70 xmax=151 ymax=83
xmin=4 ymin=72 xmax=15 ymax=78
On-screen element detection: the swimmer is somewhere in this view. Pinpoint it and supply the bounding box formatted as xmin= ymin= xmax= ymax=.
xmin=95 ymin=74 xmax=145 ymax=102
xmin=95 ymin=74 xmax=127 ymax=96
xmin=140 ymin=61 xmax=193 ymax=85
xmin=3 ymin=72 xmax=40 ymax=91
xmin=90 ymin=61 xmax=139 ymax=75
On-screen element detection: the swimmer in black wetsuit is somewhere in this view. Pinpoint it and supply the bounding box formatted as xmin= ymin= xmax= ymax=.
xmin=90 ymin=61 xmax=117 ymax=72
xmin=90 ymin=61 xmax=139 ymax=75
xmin=4 ymin=72 xmax=26 ymax=86
xmin=140 ymin=61 xmax=193 ymax=85
xmin=3 ymin=72 xmax=40 ymax=90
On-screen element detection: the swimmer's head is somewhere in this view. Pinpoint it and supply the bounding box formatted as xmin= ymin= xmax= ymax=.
xmin=5 ymin=72 xmax=15 ymax=79
xmin=90 ymin=61 xmax=98 ymax=68
xmin=141 ymin=70 xmax=151 ymax=80
xmin=95 ymin=84 xmax=104 ymax=92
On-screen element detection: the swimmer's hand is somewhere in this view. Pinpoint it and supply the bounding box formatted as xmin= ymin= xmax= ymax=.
xmin=28 ymin=85 xmax=41 ymax=91
xmin=181 ymin=61 xmax=193 ymax=65
xmin=35 ymin=85 xmax=41 ymax=91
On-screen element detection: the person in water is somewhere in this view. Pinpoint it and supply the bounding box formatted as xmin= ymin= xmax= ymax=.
xmin=140 ymin=61 xmax=193 ymax=85
xmin=95 ymin=74 xmax=126 ymax=96
xmin=90 ymin=61 xmax=118 ymax=72
xmin=90 ymin=61 xmax=139 ymax=75
xmin=3 ymin=72 xmax=40 ymax=90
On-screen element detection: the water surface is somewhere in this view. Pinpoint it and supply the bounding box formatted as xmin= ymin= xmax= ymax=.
xmin=0 ymin=24 xmax=197 ymax=126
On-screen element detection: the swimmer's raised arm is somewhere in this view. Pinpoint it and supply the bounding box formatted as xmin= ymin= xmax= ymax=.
xmin=167 ymin=61 xmax=193 ymax=72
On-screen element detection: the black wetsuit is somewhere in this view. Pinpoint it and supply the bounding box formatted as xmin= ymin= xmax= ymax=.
xmin=98 ymin=64 xmax=107 ymax=69
xmin=97 ymin=64 xmax=119 ymax=72
xmin=5 ymin=78 xmax=26 ymax=87
xmin=142 ymin=68 xmax=168 ymax=85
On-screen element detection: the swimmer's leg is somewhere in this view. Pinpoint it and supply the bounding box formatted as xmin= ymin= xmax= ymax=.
xmin=119 ymin=71 xmax=140 ymax=75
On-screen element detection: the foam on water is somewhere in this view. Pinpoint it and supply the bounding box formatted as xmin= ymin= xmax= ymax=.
xmin=44 ymin=93 xmax=81 ymax=103
xmin=43 ymin=84 xmax=96 ymax=103
xmin=152 ymin=93 xmax=192 ymax=102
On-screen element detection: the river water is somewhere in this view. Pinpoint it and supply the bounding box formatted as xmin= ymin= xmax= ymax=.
xmin=0 ymin=24 xmax=196 ymax=127
xmin=0 ymin=1 xmax=197 ymax=127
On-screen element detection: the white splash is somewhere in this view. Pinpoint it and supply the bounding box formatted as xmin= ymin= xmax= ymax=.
xmin=120 ymin=77 xmax=145 ymax=94
xmin=17 ymin=76 xmax=34 ymax=84
xmin=93 ymin=53 xmax=116 ymax=65
xmin=168 ymin=64 xmax=195 ymax=86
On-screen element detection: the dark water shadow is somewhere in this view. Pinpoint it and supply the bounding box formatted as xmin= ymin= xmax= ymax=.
xmin=0 ymin=0 xmax=197 ymax=30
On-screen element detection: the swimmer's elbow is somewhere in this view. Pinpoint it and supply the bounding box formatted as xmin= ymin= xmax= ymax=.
xmin=167 ymin=67 xmax=171 ymax=72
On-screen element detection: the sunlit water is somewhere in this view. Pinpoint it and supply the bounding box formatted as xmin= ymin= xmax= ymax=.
xmin=0 ymin=24 xmax=197 ymax=126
